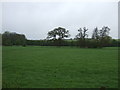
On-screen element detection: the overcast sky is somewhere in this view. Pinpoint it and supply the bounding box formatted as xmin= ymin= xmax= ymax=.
xmin=1 ymin=2 xmax=118 ymax=40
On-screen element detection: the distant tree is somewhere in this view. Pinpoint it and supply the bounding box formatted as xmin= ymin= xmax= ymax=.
xmin=99 ymin=26 xmax=111 ymax=47
xmin=76 ymin=27 xmax=88 ymax=39
xmin=91 ymin=26 xmax=111 ymax=48
xmin=47 ymin=29 xmax=57 ymax=40
xmin=2 ymin=31 xmax=26 ymax=46
xmin=47 ymin=27 xmax=70 ymax=46
xmin=91 ymin=27 xmax=100 ymax=48
xmin=92 ymin=27 xmax=99 ymax=40
xmin=99 ymin=26 xmax=110 ymax=39
xmin=55 ymin=27 xmax=70 ymax=40
xmin=76 ymin=27 xmax=88 ymax=47
xmin=2 ymin=31 xmax=12 ymax=46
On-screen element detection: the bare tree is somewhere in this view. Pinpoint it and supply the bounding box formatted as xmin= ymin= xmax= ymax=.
xmin=76 ymin=27 xmax=88 ymax=47
xmin=92 ymin=26 xmax=111 ymax=47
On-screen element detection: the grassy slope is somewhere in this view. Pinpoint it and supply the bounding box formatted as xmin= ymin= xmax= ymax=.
xmin=2 ymin=46 xmax=118 ymax=88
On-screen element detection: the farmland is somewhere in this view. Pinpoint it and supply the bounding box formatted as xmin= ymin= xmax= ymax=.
xmin=2 ymin=46 xmax=118 ymax=88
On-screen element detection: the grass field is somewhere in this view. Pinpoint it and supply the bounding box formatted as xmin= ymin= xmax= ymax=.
xmin=2 ymin=46 xmax=118 ymax=88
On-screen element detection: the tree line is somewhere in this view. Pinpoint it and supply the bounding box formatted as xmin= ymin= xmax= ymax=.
xmin=2 ymin=31 xmax=26 ymax=46
xmin=1 ymin=26 xmax=120 ymax=48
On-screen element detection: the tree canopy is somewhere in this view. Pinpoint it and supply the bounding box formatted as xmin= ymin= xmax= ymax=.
xmin=2 ymin=31 xmax=26 ymax=46
xmin=47 ymin=27 xmax=70 ymax=40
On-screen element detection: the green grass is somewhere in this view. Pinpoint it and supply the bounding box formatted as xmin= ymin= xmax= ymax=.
xmin=0 ymin=46 xmax=2 ymax=89
xmin=2 ymin=46 xmax=118 ymax=88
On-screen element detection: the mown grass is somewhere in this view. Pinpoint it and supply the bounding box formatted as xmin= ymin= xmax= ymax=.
xmin=2 ymin=46 xmax=118 ymax=88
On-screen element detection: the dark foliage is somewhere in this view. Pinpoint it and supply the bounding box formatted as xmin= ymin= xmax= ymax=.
xmin=1 ymin=26 xmax=119 ymax=48
xmin=47 ymin=27 xmax=70 ymax=46
xmin=2 ymin=31 xmax=26 ymax=46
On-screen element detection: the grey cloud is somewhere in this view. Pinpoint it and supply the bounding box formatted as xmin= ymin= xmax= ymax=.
xmin=2 ymin=2 xmax=118 ymax=39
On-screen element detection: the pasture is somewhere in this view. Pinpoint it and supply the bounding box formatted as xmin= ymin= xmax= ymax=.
xmin=2 ymin=46 xmax=118 ymax=88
